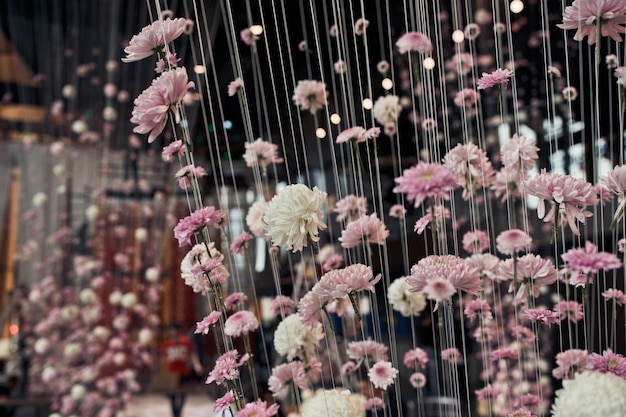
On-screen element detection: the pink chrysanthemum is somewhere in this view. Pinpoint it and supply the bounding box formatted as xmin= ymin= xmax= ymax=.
xmin=511 ymin=325 xmax=535 ymax=345
xmin=464 ymin=298 xmax=492 ymax=323
xmin=498 ymin=254 xmax=557 ymax=303
xmin=489 ymin=348 xmax=519 ymax=361
xmin=491 ymin=167 xmax=525 ymax=202
xmin=223 ymin=310 xmax=259 ymax=337
xmin=240 ymin=28 xmax=259 ymax=45
xmin=339 ymin=213 xmax=389 ymax=248
xmin=243 ymin=138 xmax=284 ymax=169
xmin=414 ymin=204 xmax=450 ymax=235
xmin=214 ymin=391 xmax=235 ymax=415
xmin=588 ymin=348 xmax=626 ymax=379
xmin=395 ymin=32 xmax=433 ymax=54
xmin=334 ymin=195 xmax=368 ymax=222
xmin=368 ymin=361 xmax=398 ymax=390
xmin=122 ymin=18 xmax=187 ymax=62
xmin=365 ymin=127 xmax=381 ymax=140
xmin=553 ymin=349 xmax=589 ymax=379
xmin=161 ymin=140 xmax=184 ymax=162
xmin=422 ymin=277 xmax=456 ymax=303
xmin=501 ymin=134 xmax=539 ymax=172
xmin=230 ymin=231 xmax=254 ymax=256
xmin=365 ymin=397 xmax=385 ymax=411
xmin=554 ymin=300 xmax=584 ymax=322
xmin=403 ymin=348 xmax=429 ymax=370
xmin=131 ymin=68 xmax=194 ymax=143
xmin=354 ymin=18 xmax=369 ymax=35
xmin=268 ymin=361 xmax=308 ymax=397
xmin=507 ymin=409 xmax=535 ymax=417
xmin=227 ymin=77 xmax=243 ymax=96
xmin=448 ymin=52 xmax=474 ymax=75
xmin=477 ymin=68 xmax=514 ymax=90
xmin=410 ymin=372 xmax=427 ymax=388
xmin=292 ymin=80 xmax=328 ymax=114
xmin=246 ymin=199 xmax=267 ymax=239
xmin=522 ymin=308 xmax=560 ymax=327
xmin=315 ymin=263 xmax=382 ymax=300
xmin=347 ymin=339 xmax=389 ymax=364
xmin=408 ymin=255 xmax=482 ymax=297
xmin=496 ymin=229 xmax=532 ymax=255
xmin=561 ymin=241 xmax=621 ymax=276
xmin=224 ymin=292 xmax=248 ymax=310
xmin=441 ymin=348 xmax=461 ymax=362
xmin=237 ymin=400 xmax=280 ymax=417
xmin=393 ymin=162 xmax=458 ymax=208
xmin=195 ymin=311 xmax=222 ymax=334
xmin=174 ymin=206 xmax=227 ymax=246
xmin=453 ymin=88 xmax=480 ymax=108
xmin=462 ymin=230 xmax=490 ymax=254
xmin=181 ymin=243 xmax=229 ymax=293
xmin=388 ymin=204 xmax=406 ymax=219
xmin=557 ymin=0 xmax=626 ymax=44
xmin=206 ymin=350 xmax=250 ymax=385
xmin=174 ymin=165 xmax=207 ymax=189
xmin=335 ymin=126 xmax=366 ymax=144
xmin=297 ymin=290 xmax=325 ymax=329
xmin=270 ymin=295 xmax=294 ymax=317
xmin=475 ymin=385 xmax=499 ymax=401
xmin=602 ymin=288 xmax=626 ymax=305
xmin=466 ymin=253 xmax=501 ymax=281
xmin=606 ymin=54 xmax=619 ymax=68
xmin=443 ymin=143 xmax=495 ymax=200
xmin=616 ymin=67 xmax=626 ymax=86
xmin=600 ymin=164 xmax=626 ymax=226
xmin=548 ymin=65 xmax=562 ymax=77
xmin=523 ymin=170 xmax=598 ymax=236
xmin=322 ymin=254 xmax=344 ymax=272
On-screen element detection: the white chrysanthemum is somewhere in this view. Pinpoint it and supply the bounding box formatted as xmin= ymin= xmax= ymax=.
xmin=274 ymin=313 xmax=324 ymax=360
xmin=552 ymin=371 xmax=626 ymax=417
xmin=180 ymin=243 xmax=229 ymax=293
xmin=246 ymin=199 xmax=268 ymax=239
xmin=301 ymin=389 xmax=365 ymax=417
xmin=387 ymin=277 xmax=427 ymax=317
xmin=70 ymin=384 xmax=87 ymax=400
xmin=372 ymin=95 xmax=402 ymax=125
xmin=264 ymin=184 xmax=327 ymax=252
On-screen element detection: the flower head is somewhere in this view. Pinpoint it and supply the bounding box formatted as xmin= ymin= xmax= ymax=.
xmin=522 ymin=308 xmax=560 ymax=327
xmin=206 ymin=350 xmax=249 ymax=385
xmin=393 ymin=162 xmax=458 ymax=207
xmin=552 ymin=371 xmax=626 ymax=417
xmin=588 ymin=349 xmax=626 ymax=379
xmin=214 ymin=391 xmax=235 ymax=415
xmin=477 ymin=68 xmax=514 ymax=90
xmin=388 ymin=204 xmax=406 ymax=219
xmin=243 ymin=139 xmax=284 ymax=169
xmin=224 ymin=292 xmax=248 ymax=310
xmin=131 ymin=68 xmax=194 ymax=143
xmin=292 ymin=80 xmax=328 ymax=114
xmin=246 ymin=200 xmax=268 ymax=239
xmin=354 ymin=18 xmax=369 ymax=35
xmin=180 ymin=243 xmax=229 ymax=293
xmin=334 ymin=195 xmax=368 ymax=222
xmin=408 ymin=255 xmax=482 ymax=297
xmin=387 ymin=277 xmax=427 ymax=317
xmin=396 ymin=32 xmax=433 ymax=54
xmin=240 ymin=28 xmax=259 ymax=45
xmin=443 ymin=143 xmax=495 ymax=200
xmin=336 ymin=126 xmax=366 ymax=144
xmin=368 ymin=361 xmax=398 ymax=390
xmin=403 ymin=348 xmax=429 ymax=370
xmin=441 ymin=348 xmax=461 ymax=362
xmin=410 ymin=372 xmax=427 ymax=388
xmin=161 ymin=140 xmax=184 ymax=162
xmin=347 ymin=339 xmax=389 ymax=364
xmin=561 ymin=241 xmax=621 ymax=276
xmin=557 ymin=0 xmax=626 ymax=44
xmin=224 ymin=310 xmax=259 ymax=337
xmin=264 ymin=184 xmax=327 ymax=252
xmin=602 ymin=288 xmax=626 ymax=305
xmin=464 ymin=298 xmax=492 ymax=323
xmin=339 ymin=213 xmax=389 ymax=248
xmin=230 ymin=231 xmax=254 ymax=256
xmin=373 ymin=95 xmax=402 ymax=125
xmin=496 ymin=229 xmax=532 ymax=255
xmin=616 ymin=67 xmax=626 ymax=86
xmin=195 ymin=311 xmax=222 ymax=334
xmin=274 ymin=314 xmax=324 ymax=360
xmin=122 ymin=18 xmax=187 ymax=62
xmin=174 ymin=206 xmax=226 ymax=246
xmin=270 ymin=295 xmax=294 ymax=317
xmin=462 ymin=230 xmax=490 ymax=254
xmin=174 ymin=165 xmax=207 ymax=189
xmin=449 ymin=53 xmax=474 ymax=75
xmin=499 ymin=254 xmax=557 ymax=303
xmin=227 ymin=77 xmax=243 ymax=96
xmin=553 ymin=349 xmax=590 ymax=379
xmin=454 ymin=88 xmax=480 ymax=108
xmin=268 ymin=361 xmax=308 ymax=397
xmin=606 ymin=54 xmax=619 ymax=68
xmin=554 ymin=300 xmax=584 ymax=322
xmin=501 ymin=134 xmax=539 ymax=172
xmin=237 ymin=400 xmax=280 ymax=417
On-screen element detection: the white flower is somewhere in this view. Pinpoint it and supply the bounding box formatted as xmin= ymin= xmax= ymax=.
xmin=64 ymin=342 xmax=80 ymax=359
xmin=373 ymin=95 xmax=402 ymax=125
xmin=70 ymin=384 xmax=87 ymax=400
xmin=264 ymin=184 xmax=327 ymax=252
xmin=274 ymin=314 xmax=324 ymax=360
xmin=301 ymin=389 xmax=365 ymax=417
xmin=109 ymin=291 xmax=123 ymax=305
xmin=41 ymin=366 xmax=57 ymax=383
xmin=79 ymin=288 xmax=97 ymax=304
xmin=246 ymin=199 xmax=268 ymax=239
xmin=145 ymin=267 xmax=160 ymax=283
xmin=552 ymin=371 xmax=626 ymax=417
xmin=121 ymin=293 xmax=137 ymax=309
xmin=34 ymin=338 xmax=50 ymax=354
xmin=134 ymin=227 xmax=148 ymax=242
xmin=180 ymin=243 xmax=229 ymax=293
xmin=387 ymin=277 xmax=427 ymax=317
xmin=93 ymin=326 xmax=110 ymax=341
xmin=61 ymin=305 xmax=79 ymax=321
xmin=32 ymin=192 xmax=47 ymax=208
xmin=138 ymin=328 xmax=153 ymax=345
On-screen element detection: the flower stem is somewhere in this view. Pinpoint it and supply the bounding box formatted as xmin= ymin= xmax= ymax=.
xmin=348 ymin=292 xmax=362 ymax=321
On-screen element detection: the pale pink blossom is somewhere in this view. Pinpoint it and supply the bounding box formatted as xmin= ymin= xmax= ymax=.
xmin=270 ymin=295 xmax=294 ymax=316
xmin=496 ymin=229 xmax=532 ymax=255
xmin=466 ymin=253 xmax=501 ymax=281
xmin=422 ymin=277 xmax=456 ymax=303
xmin=421 ymin=118 xmax=437 ymax=131
xmin=557 ymin=0 xmax=626 ymax=44
xmin=227 ymin=77 xmax=243 ymax=96
xmin=522 ymin=308 xmax=560 ymax=327
xmin=122 ymin=18 xmax=187 ymax=62
xmin=368 ymin=361 xmax=398 ymax=390
xmin=462 ymin=230 xmax=490 ymax=254
xmin=507 ymin=409 xmax=535 ymax=417
xmin=548 ymin=65 xmax=562 ymax=77
xmin=499 ymin=254 xmax=557 ymax=303
xmin=454 ymin=88 xmax=480 ymax=107
xmin=174 ymin=164 xmax=207 ymax=189
xmin=237 ymin=400 xmax=279 ymax=417
xmin=315 ymin=263 xmax=382 ymax=300
xmin=174 ymin=206 xmax=227 ymax=246
xmin=206 ymin=350 xmax=250 ymax=385
xmin=491 ymin=167 xmax=525 ymax=202
xmin=354 ymin=18 xmax=369 ymax=36
xmin=365 ymin=397 xmax=385 ymax=411
xmin=224 ymin=292 xmax=248 ymax=310
xmin=268 ymin=361 xmax=308 ymax=397
xmin=523 ymin=170 xmax=598 ymax=236
xmin=449 ymin=53 xmax=474 ymax=75
xmin=377 ymin=60 xmax=390 ymax=74
xmin=161 ymin=140 xmax=184 ymax=162
xmin=240 ymin=28 xmax=259 ymax=45
xmin=489 ymin=348 xmax=519 ymax=361
xmin=396 ymin=32 xmax=433 ymax=54
xmin=393 ymin=162 xmax=458 ymax=207
xmin=554 ymin=300 xmax=584 ymax=322
xmin=365 ymin=127 xmax=381 ymax=140
xmin=501 ymin=134 xmax=539 ymax=172
xmin=336 ymin=126 xmax=366 ymax=144
xmin=607 ymin=54 xmax=619 ymax=68
xmin=477 ymin=68 xmax=514 ymax=90
xmin=553 ymin=349 xmax=590 ymax=379
xmin=410 ymin=372 xmax=427 ymax=388
xmin=616 ymin=67 xmax=626 ymax=86
xmin=195 ymin=311 xmax=222 ymax=334
xmin=339 ymin=213 xmax=389 ymax=248
xmin=561 ymin=241 xmax=621 ymax=276
xmin=409 ymin=255 xmax=482 ymax=296
xmin=181 ymin=243 xmax=229 ymax=293
xmin=464 ymin=298 xmax=492 ymax=323
xmin=155 ymin=52 xmax=180 ymax=73
xmin=334 ymin=195 xmax=368 ymax=222
xmin=246 ymin=200 xmax=268 ymax=239
xmin=464 ymin=23 xmax=481 ymax=40
xmin=347 ymin=339 xmax=389 ymax=364
xmin=443 ymin=143 xmax=495 ymax=200
xmin=224 ymin=310 xmax=259 ymax=337
xmin=562 ymin=86 xmax=578 ymax=101
xmin=230 ymin=231 xmax=254 ymax=255
xmin=588 ymin=348 xmax=626 ymax=378
xmin=388 ymin=204 xmax=406 ymax=219
xmin=600 ymin=164 xmax=626 ymax=226
xmin=414 ymin=204 xmax=450 ymax=234
xmin=441 ymin=348 xmax=461 ymax=362
xmin=243 ymin=138 xmax=284 ymax=169
xmin=475 ymin=385 xmax=499 ymax=401
xmin=292 ymin=80 xmax=328 ymax=114
xmin=214 ymin=391 xmax=235 ymax=415
xmin=602 ymin=288 xmax=626 ymax=305
xmin=403 ymin=348 xmax=429 ymax=370
xmin=131 ymin=68 xmax=194 ymax=143
xmin=322 ymin=254 xmax=344 ymax=272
